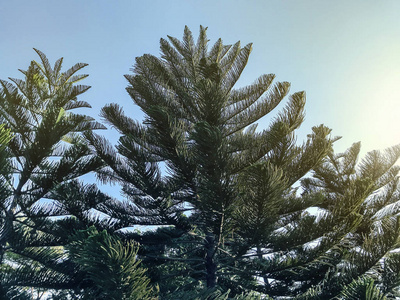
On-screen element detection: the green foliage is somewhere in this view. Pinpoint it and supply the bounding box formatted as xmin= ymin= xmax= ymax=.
xmin=295 ymin=142 xmax=400 ymax=299
xmin=161 ymin=287 xmax=266 ymax=300
xmin=0 ymin=124 xmax=12 ymax=146
xmin=338 ymin=277 xmax=387 ymax=300
xmin=87 ymin=26 xmax=400 ymax=299
xmin=87 ymin=26 xmax=337 ymax=298
xmin=0 ymin=45 xmax=156 ymax=293
xmin=0 ymin=124 xmax=12 ymax=217
xmin=67 ymin=226 xmax=157 ymax=299
xmin=0 ymin=50 xmax=110 ymax=295
xmin=2 ymin=28 xmax=400 ymax=299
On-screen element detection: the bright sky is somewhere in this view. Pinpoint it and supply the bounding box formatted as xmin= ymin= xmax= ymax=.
xmin=1 ymin=0 xmax=399 ymax=158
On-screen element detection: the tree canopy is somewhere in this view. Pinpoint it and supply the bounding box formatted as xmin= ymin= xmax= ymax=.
xmin=1 ymin=26 xmax=400 ymax=299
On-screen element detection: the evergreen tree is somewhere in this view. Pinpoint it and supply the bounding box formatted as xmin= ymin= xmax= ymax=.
xmin=3 ymin=28 xmax=399 ymax=299
xmin=0 ymin=49 xmax=159 ymax=299
xmin=87 ymin=26 xmax=336 ymax=298
xmin=0 ymin=50 xmax=106 ymax=295
xmin=293 ymin=142 xmax=400 ymax=299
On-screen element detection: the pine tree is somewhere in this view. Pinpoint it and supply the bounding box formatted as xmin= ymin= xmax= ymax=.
xmin=87 ymin=26 xmax=336 ymax=297
xmin=2 ymin=28 xmax=398 ymax=299
xmin=293 ymin=142 xmax=400 ymax=299
xmin=0 ymin=49 xmax=106 ymax=294
xmin=0 ymin=50 xmax=159 ymax=298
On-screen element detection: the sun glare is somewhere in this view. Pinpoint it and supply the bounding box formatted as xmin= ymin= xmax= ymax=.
xmin=343 ymin=42 xmax=400 ymax=154
xmin=360 ymin=70 xmax=400 ymax=150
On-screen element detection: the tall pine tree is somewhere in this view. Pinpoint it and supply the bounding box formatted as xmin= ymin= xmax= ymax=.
xmin=2 ymin=28 xmax=399 ymax=299
xmin=87 ymin=26 xmax=336 ymax=298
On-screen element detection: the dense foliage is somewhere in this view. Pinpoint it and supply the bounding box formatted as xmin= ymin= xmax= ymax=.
xmin=0 ymin=51 xmax=154 ymax=298
xmin=1 ymin=27 xmax=400 ymax=299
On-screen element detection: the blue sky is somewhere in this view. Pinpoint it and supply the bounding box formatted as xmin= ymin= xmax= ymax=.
xmin=1 ymin=0 xmax=399 ymax=157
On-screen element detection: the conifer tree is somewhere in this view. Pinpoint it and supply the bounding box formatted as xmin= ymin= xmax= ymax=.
xmin=293 ymin=142 xmax=400 ymax=299
xmin=87 ymin=26 xmax=337 ymax=298
xmin=3 ymin=28 xmax=398 ymax=299
xmin=0 ymin=50 xmax=107 ymax=295
xmin=0 ymin=50 xmax=159 ymax=298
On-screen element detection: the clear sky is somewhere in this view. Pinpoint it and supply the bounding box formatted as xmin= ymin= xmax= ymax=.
xmin=1 ymin=0 xmax=399 ymax=157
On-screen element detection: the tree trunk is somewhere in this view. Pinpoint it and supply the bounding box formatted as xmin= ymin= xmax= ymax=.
xmin=205 ymin=233 xmax=217 ymax=288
